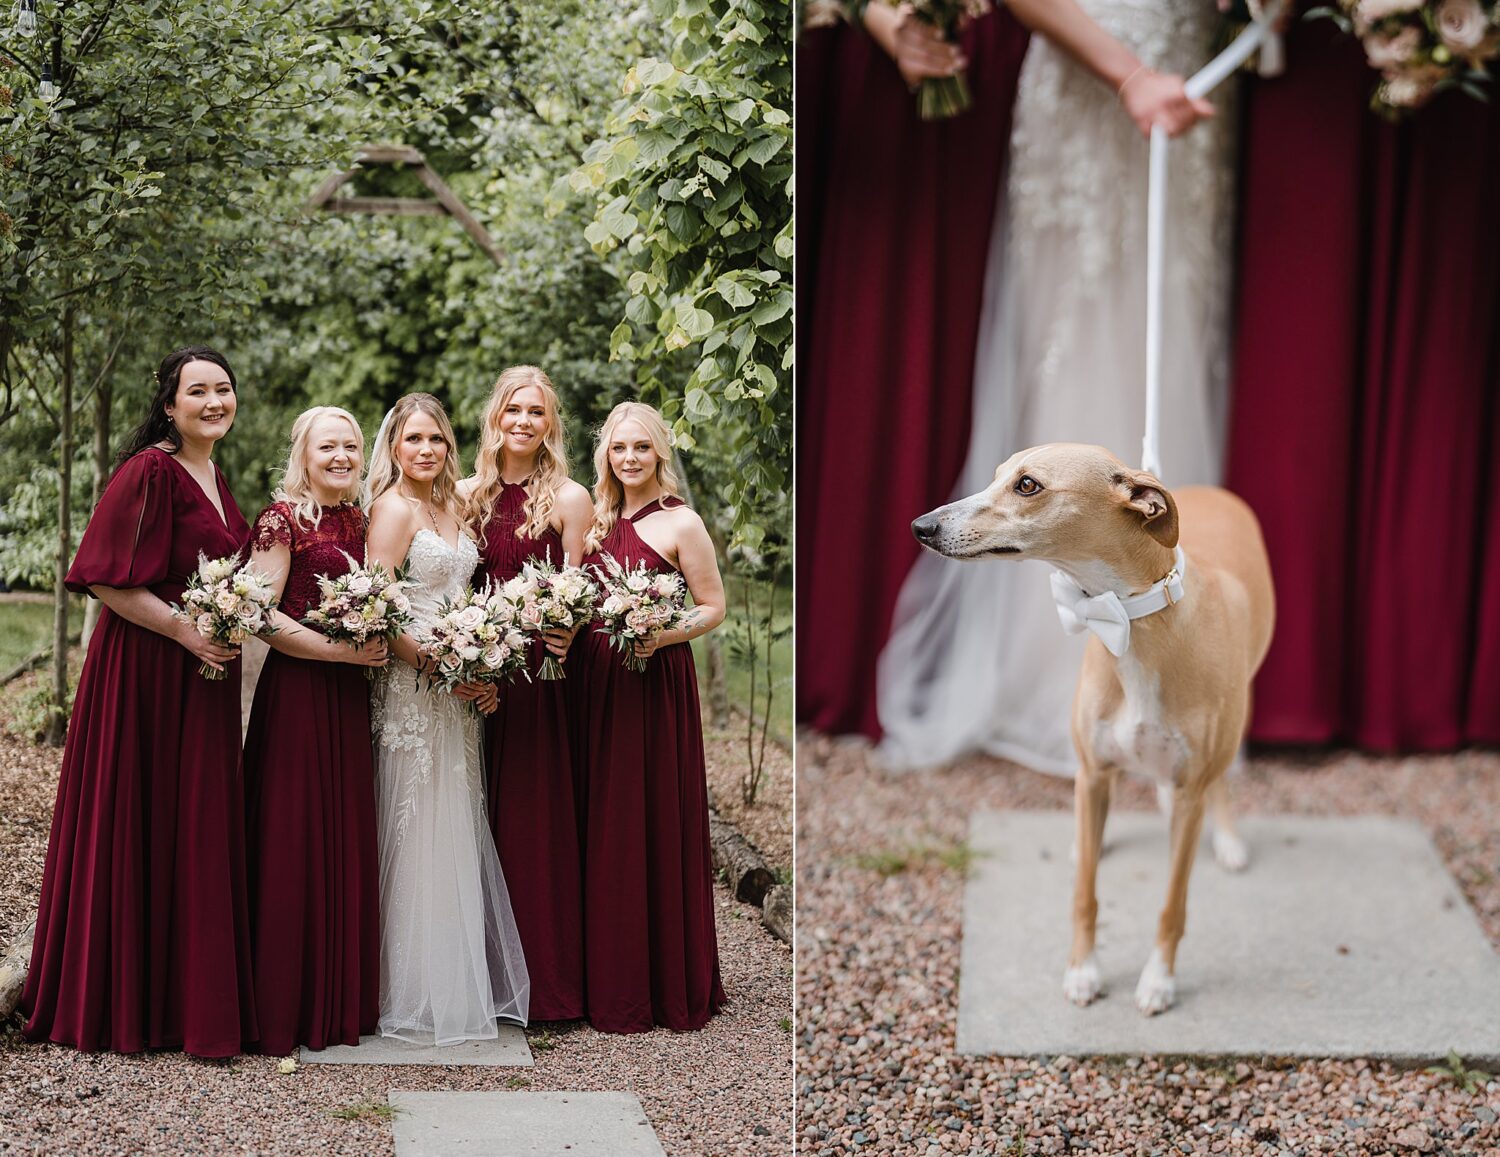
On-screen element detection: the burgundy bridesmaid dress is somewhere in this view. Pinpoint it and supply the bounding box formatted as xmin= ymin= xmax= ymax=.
xmin=22 ymin=446 xmax=257 ymax=1057
xmin=574 ymin=497 xmax=725 ymax=1034
xmin=797 ymin=11 xmax=1030 ymax=740
xmin=475 ymin=481 xmax=585 ymax=1022
xmin=241 ymin=501 xmax=380 ymax=1054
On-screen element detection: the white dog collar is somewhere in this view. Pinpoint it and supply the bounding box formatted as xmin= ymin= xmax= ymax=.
xmin=1050 ymin=546 xmax=1188 ymax=657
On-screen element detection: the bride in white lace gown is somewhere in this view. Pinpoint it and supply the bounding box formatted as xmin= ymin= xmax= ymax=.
xmin=877 ymin=0 xmax=1234 ymax=773
xmin=364 ymin=394 xmax=529 ymax=1043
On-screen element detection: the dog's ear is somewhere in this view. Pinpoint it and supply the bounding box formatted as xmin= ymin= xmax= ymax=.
xmin=1115 ymin=470 xmax=1179 ymax=548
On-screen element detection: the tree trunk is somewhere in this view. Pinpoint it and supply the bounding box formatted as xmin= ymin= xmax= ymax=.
xmin=708 ymin=809 xmax=775 ymax=906
xmin=45 ymin=305 xmax=74 ymax=747
xmin=0 ymin=917 xmax=37 ymax=1020
xmin=81 ymin=377 xmax=111 ymax=649
xmin=761 ymin=884 xmax=791 ymax=945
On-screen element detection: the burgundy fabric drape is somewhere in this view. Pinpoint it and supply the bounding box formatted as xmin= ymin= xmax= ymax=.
xmin=1227 ymin=20 xmax=1500 ymax=749
xmin=796 ymin=13 xmax=1030 ymax=738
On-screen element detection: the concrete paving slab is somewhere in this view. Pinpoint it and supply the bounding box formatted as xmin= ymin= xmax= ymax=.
xmin=389 ymin=1090 xmax=667 ymax=1156
xmin=957 ymin=811 xmax=1500 ymax=1062
xmin=301 ymin=1025 xmax=533 ymax=1067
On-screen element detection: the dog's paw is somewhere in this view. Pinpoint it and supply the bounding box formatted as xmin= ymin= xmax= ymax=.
xmin=1062 ymin=955 xmax=1103 ymax=1006
xmin=1213 ymin=828 xmax=1249 ymax=872
xmin=1134 ymin=949 xmax=1176 ymax=1016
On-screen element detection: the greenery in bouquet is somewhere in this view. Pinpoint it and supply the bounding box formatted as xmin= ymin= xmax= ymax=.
xmin=1310 ymin=0 xmax=1500 ymax=111
xmin=303 ymin=555 xmax=414 ymax=678
xmin=591 ymin=553 xmax=691 ymax=674
xmin=172 ymin=554 xmax=280 ymax=681
xmin=421 ymin=585 xmax=531 ymax=701
xmin=497 ymin=556 xmax=599 ymax=682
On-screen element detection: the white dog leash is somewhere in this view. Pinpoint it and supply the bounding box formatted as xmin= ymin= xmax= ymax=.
xmin=1141 ymin=2 xmax=1285 ymax=479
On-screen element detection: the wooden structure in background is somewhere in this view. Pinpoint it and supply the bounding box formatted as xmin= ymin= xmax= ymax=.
xmin=305 ymin=145 xmax=504 ymax=265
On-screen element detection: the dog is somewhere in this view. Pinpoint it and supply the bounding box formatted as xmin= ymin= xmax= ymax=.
xmin=911 ymin=443 xmax=1273 ymax=1015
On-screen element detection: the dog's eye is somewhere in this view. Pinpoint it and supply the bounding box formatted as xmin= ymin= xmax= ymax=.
xmin=1015 ymin=475 xmax=1042 ymax=496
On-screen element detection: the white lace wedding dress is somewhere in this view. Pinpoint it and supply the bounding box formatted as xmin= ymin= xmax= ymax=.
xmin=878 ymin=0 xmax=1235 ymax=774
xmin=371 ymin=527 xmax=530 ymax=1043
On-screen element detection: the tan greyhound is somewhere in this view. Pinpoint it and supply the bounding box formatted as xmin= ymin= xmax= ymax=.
xmin=911 ymin=443 xmax=1273 ymax=1015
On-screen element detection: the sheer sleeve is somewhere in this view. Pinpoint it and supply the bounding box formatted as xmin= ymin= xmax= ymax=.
xmin=65 ymin=450 xmax=175 ymax=596
xmin=250 ymin=503 xmax=296 ymax=553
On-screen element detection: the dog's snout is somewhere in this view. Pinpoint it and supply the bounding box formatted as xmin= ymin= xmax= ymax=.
xmin=912 ymin=514 xmax=939 ymax=543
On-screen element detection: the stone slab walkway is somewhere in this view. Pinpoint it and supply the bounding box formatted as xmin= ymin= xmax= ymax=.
xmin=389 ymin=1090 xmax=667 ymax=1156
xmin=957 ymin=811 xmax=1500 ymax=1061
xmin=300 ymin=1026 xmax=533 ymax=1067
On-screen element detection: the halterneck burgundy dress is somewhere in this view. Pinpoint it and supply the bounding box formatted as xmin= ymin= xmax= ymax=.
xmin=475 ymin=481 xmax=585 ymax=1022
xmin=241 ymin=501 xmax=380 ymax=1055
xmin=22 ymin=446 xmax=256 ymax=1057
xmin=575 ymin=497 xmax=725 ymax=1034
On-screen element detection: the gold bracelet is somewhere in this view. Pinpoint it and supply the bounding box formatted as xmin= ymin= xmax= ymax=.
xmin=1117 ymin=64 xmax=1150 ymax=99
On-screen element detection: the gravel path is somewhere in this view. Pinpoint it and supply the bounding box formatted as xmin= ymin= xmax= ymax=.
xmin=796 ymin=733 xmax=1500 ymax=1156
xmin=0 ymin=680 xmax=792 ymax=1156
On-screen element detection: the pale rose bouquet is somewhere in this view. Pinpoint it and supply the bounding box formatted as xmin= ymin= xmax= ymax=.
xmin=172 ymin=553 xmax=280 ymax=680
xmin=302 ymin=555 xmax=414 ymax=678
xmin=498 ymin=555 xmax=600 ymax=681
xmin=421 ymin=584 xmax=531 ymax=700
xmin=591 ymin=553 xmax=692 ymax=674
xmin=1315 ymin=0 xmax=1500 ymax=112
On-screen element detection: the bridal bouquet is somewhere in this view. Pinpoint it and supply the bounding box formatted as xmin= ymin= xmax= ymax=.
xmin=302 ymin=555 xmax=414 ymax=677
xmin=591 ymin=553 xmax=691 ymax=673
xmin=498 ymin=556 xmax=600 ymax=681
xmin=846 ymin=0 xmax=992 ymax=120
xmin=422 ymin=585 xmax=531 ymax=697
xmin=1314 ymin=0 xmax=1500 ymax=111
xmin=173 ymin=553 xmax=279 ymax=680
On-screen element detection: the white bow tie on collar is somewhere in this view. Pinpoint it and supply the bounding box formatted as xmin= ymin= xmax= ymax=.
xmin=1049 ymin=546 xmax=1188 ymax=657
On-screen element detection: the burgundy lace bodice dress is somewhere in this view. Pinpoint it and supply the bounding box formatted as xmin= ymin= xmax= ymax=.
xmin=573 ymin=497 xmax=725 ymax=1033
xmin=22 ymin=447 xmax=257 ymax=1057
xmin=474 ymin=481 xmax=584 ymax=1021
xmin=241 ymin=501 xmax=380 ymax=1054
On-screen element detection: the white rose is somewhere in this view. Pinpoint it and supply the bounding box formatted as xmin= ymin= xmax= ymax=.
xmin=625 ymin=572 xmax=650 ymax=593
xmin=214 ymin=588 xmax=239 ymax=613
xmin=348 ymin=574 xmax=373 ymax=596
xmin=196 ymin=613 xmax=215 ymax=636
xmin=1435 ymin=0 xmax=1487 ymax=51
xmin=602 ymin=594 xmax=627 ymax=616
xmin=440 ymin=651 xmax=463 ymax=672
xmin=391 ymin=593 xmax=411 ymax=614
xmin=455 ymin=604 xmax=487 ymax=632
xmin=341 ymin=611 xmax=364 ymax=632
xmin=482 ymin=642 xmax=504 ymax=668
xmin=1364 ymin=24 xmax=1423 ymax=67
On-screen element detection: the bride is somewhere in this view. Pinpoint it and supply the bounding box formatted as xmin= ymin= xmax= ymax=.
xmin=876 ymin=0 xmax=1232 ymax=774
xmin=364 ymin=392 xmax=530 ymax=1043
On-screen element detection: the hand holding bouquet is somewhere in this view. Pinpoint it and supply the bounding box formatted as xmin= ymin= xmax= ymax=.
xmin=591 ymin=553 xmax=692 ymax=673
xmin=302 ymin=554 xmax=414 ymax=676
xmin=422 ymin=585 xmax=531 ymax=702
xmin=499 ymin=555 xmax=600 ymax=681
xmin=173 ymin=553 xmax=280 ymax=680
xmin=848 ymin=0 xmax=992 ymax=120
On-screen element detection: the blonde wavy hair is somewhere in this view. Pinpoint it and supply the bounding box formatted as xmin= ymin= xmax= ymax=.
xmin=362 ymin=393 xmax=464 ymax=521
xmin=465 ymin=366 xmax=570 ymax=545
xmin=585 ymin=401 xmax=683 ymax=554
xmin=275 ymin=406 xmax=365 ymax=529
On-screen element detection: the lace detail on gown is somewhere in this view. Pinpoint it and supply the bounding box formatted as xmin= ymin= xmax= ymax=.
xmin=876 ymin=0 xmax=1236 ymax=775
xmin=370 ymin=527 xmax=530 ymax=1042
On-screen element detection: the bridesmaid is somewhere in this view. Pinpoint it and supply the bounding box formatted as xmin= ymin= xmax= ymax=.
xmin=22 ymin=346 xmax=257 ymax=1056
xmin=242 ymin=407 xmax=387 ymax=1055
xmin=463 ymin=367 xmax=592 ymax=1022
xmin=575 ymin=401 xmax=728 ymax=1033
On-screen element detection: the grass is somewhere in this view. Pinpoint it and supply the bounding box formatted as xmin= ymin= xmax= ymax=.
xmin=777 ymin=1017 xmax=791 ymax=1033
xmin=692 ymin=572 xmax=791 ymax=739
xmin=852 ymin=840 xmax=981 ymax=879
xmin=505 ymin=1076 xmax=531 ymax=1090
xmin=329 ymin=1099 xmax=399 ymax=1122
xmin=1427 ymin=1050 xmax=1492 ymax=1094
xmin=0 ymin=598 xmax=82 ymax=672
xmin=527 ymin=1027 xmax=559 ymax=1054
